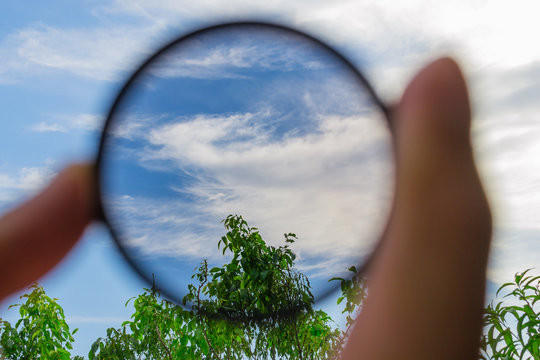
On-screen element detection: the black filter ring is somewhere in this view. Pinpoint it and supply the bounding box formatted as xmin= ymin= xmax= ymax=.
xmin=94 ymin=21 xmax=393 ymax=322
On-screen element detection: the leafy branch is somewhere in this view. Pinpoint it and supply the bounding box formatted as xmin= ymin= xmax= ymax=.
xmin=480 ymin=269 xmax=540 ymax=360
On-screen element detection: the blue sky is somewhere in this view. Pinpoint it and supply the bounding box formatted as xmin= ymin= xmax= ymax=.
xmin=1 ymin=0 xmax=540 ymax=357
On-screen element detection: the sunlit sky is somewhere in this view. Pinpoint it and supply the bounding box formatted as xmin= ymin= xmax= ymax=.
xmin=1 ymin=0 xmax=540 ymax=356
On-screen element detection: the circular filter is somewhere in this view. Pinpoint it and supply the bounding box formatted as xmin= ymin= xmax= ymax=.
xmin=96 ymin=22 xmax=394 ymax=320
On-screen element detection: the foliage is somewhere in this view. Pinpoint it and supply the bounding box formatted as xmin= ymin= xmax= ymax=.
xmin=480 ymin=269 xmax=540 ymax=360
xmin=188 ymin=215 xmax=314 ymax=319
xmin=6 ymin=218 xmax=539 ymax=360
xmin=328 ymin=266 xmax=367 ymax=357
xmin=3 ymin=219 xmax=539 ymax=359
xmin=88 ymin=289 xmax=199 ymax=360
xmin=0 ymin=284 xmax=82 ymax=360
xmin=89 ymin=215 xmax=344 ymax=360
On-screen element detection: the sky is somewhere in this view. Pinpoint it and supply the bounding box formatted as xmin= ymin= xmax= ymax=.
xmin=1 ymin=0 xmax=540 ymax=357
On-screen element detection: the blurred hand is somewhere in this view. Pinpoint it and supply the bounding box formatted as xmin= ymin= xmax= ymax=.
xmin=0 ymin=164 xmax=95 ymax=301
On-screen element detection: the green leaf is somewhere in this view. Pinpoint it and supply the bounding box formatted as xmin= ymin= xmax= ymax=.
xmin=496 ymin=282 xmax=515 ymax=297
xmin=58 ymin=349 xmax=70 ymax=360
xmin=515 ymin=269 xmax=532 ymax=285
xmin=89 ymin=339 xmax=101 ymax=359
xmin=523 ymin=275 xmax=540 ymax=287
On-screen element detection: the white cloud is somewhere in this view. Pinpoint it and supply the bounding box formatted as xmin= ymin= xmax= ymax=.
xmin=149 ymin=31 xmax=328 ymax=79
xmin=97 ymin=0 xmax=540 ymax=99
xmin=72 ymin=114 xmax=102 ymax=131
xmin=102 ymin=106 xmax=393 ymax=284
xmin=105 ymin=195 xmax=225 ymax=260
xmin=29 ymin=121 xmax=67 ymax=133
xmin=487 ymin=228 xmax=540 ymax=284
xmin=1 ymin=0 xmax=539 ymax=292
xmin=470 ymin=61 xmax=540 ymax=238
xmin=17 ymin=167 xmax=55 ymax=190
xmin=110 ymin=113 xmax=167 ymax=140
xmin=0 ymin=166 xmax=56 ymax=206
xmin=29 ymin=114 xmax=103 ymax=133
xmin=470 ymin=67 xmax=540 ymax=287
xmin=476 ymin=116 xmax=540 ymax=231
xmin=1 ymin=0 xmax=538 ymax=94
xmin=0 ymin=24 xmax=163 ymax=82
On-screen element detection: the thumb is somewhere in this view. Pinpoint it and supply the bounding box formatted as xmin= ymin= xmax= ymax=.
xmin=396 ymin=56 xmax=474 ymax=200
xmin=343 ymin=58 xmax=492 ymax=360
xmin=391 ymin=57 xmax=491 ymax=258
xmin=0 ymin=164 xmax=95 ymax=301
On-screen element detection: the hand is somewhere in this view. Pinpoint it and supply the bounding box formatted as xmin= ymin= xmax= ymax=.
xmin=342 ymin=58 xmax=492 ymax=359
xmin=0 ymin=164 xmax=95 ymax=301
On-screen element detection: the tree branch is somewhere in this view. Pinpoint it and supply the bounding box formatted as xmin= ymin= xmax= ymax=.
xmin=154 ymin=322 xmax=173 ymax=360
xmin=200 ymin=325 xmax=222 ymax=360
xmin=291 ymin=317 xmax=304 ymax=360
xmin=195 ymin=262 xmax=222 ymax=359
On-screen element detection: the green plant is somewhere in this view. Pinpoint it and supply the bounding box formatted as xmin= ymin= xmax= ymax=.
xmin=89 ymin=215 xmax=342 ymax=360
xmin=0 ymin=284 xmax=81 ymax=360
xmin=328 ymin=265 xmax=367 ymax=357
xmin=480 ymin=269 xmax=540 ymax=360
xmin=6 ymin=220 xmax=539 ymax=359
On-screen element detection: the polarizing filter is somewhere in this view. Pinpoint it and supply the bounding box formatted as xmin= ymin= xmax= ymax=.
xmin=96 ymin=22 xmax=393 ymax=319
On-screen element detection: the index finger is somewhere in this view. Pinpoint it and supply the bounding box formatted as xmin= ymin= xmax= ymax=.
xmin=0 ymin=164 xmax=95 ymax=301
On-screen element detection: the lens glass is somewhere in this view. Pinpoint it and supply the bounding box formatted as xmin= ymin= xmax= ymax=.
xmin=99 ymin=24 xmax=393 ymax=313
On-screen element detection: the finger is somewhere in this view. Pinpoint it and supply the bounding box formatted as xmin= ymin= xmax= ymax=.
xmin=343 ymin=58 xmax=492 ymax=360
xmin=0 ymin=164 xmax=95 ymax=301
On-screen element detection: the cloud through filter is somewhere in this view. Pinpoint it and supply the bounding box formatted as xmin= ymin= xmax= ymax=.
xmin=98 ymin=24 xmax=393 ymax=305
xmin=149 ymin=30 xmax=327 ymax=80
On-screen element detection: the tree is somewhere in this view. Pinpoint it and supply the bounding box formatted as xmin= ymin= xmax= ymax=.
xmin=2 ymin=217 xmax=538 ymax=359
xmin=0 ymin=284 xmax=82 ymax=360
xmin=480 ymin=269 xmax=540 ymax=360
xmin=89 ymin=215 xmax=345 ymax=359
xmin=328 ymin=266 xmax=367 ymax=356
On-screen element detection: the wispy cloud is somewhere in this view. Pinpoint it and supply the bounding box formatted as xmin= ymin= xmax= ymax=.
xmin=96 ymin=53 xmax=393 ymax=287
xmin=0 ymin=24 xmax=163 ymax=82
xmin=2 ymin=0 xmax=539 ymax=292
xmin=150 ymin=31 xmax=327 ymax=79
xmin=102 ymin=105 xmax=393 ymax=284
xmin=471 ymin=60 xmax=540 ymax=240
xmin=97 ymin=0 xmax=540 ymax=99
xmin=2 ymin=0 xmax=539 ymax=96
xmin=476 ymin=115 xmax=540 ymax=235
xmin=0 ymin=166 xmax=56 ymax=206
xmin=71 ymin=114 xmax=103 ymax=131
xmin=29 ymin=121 xmax=67 ymax=133
xmin=29 ymin=114 xmax=102 ymax=133
xmin=109 ymin=114 xmax=168 ymax=140
xmin=487 ymin=228 xmax=540 ymax=284
xmin=0 ymin=0 xmax=456 ymax=88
